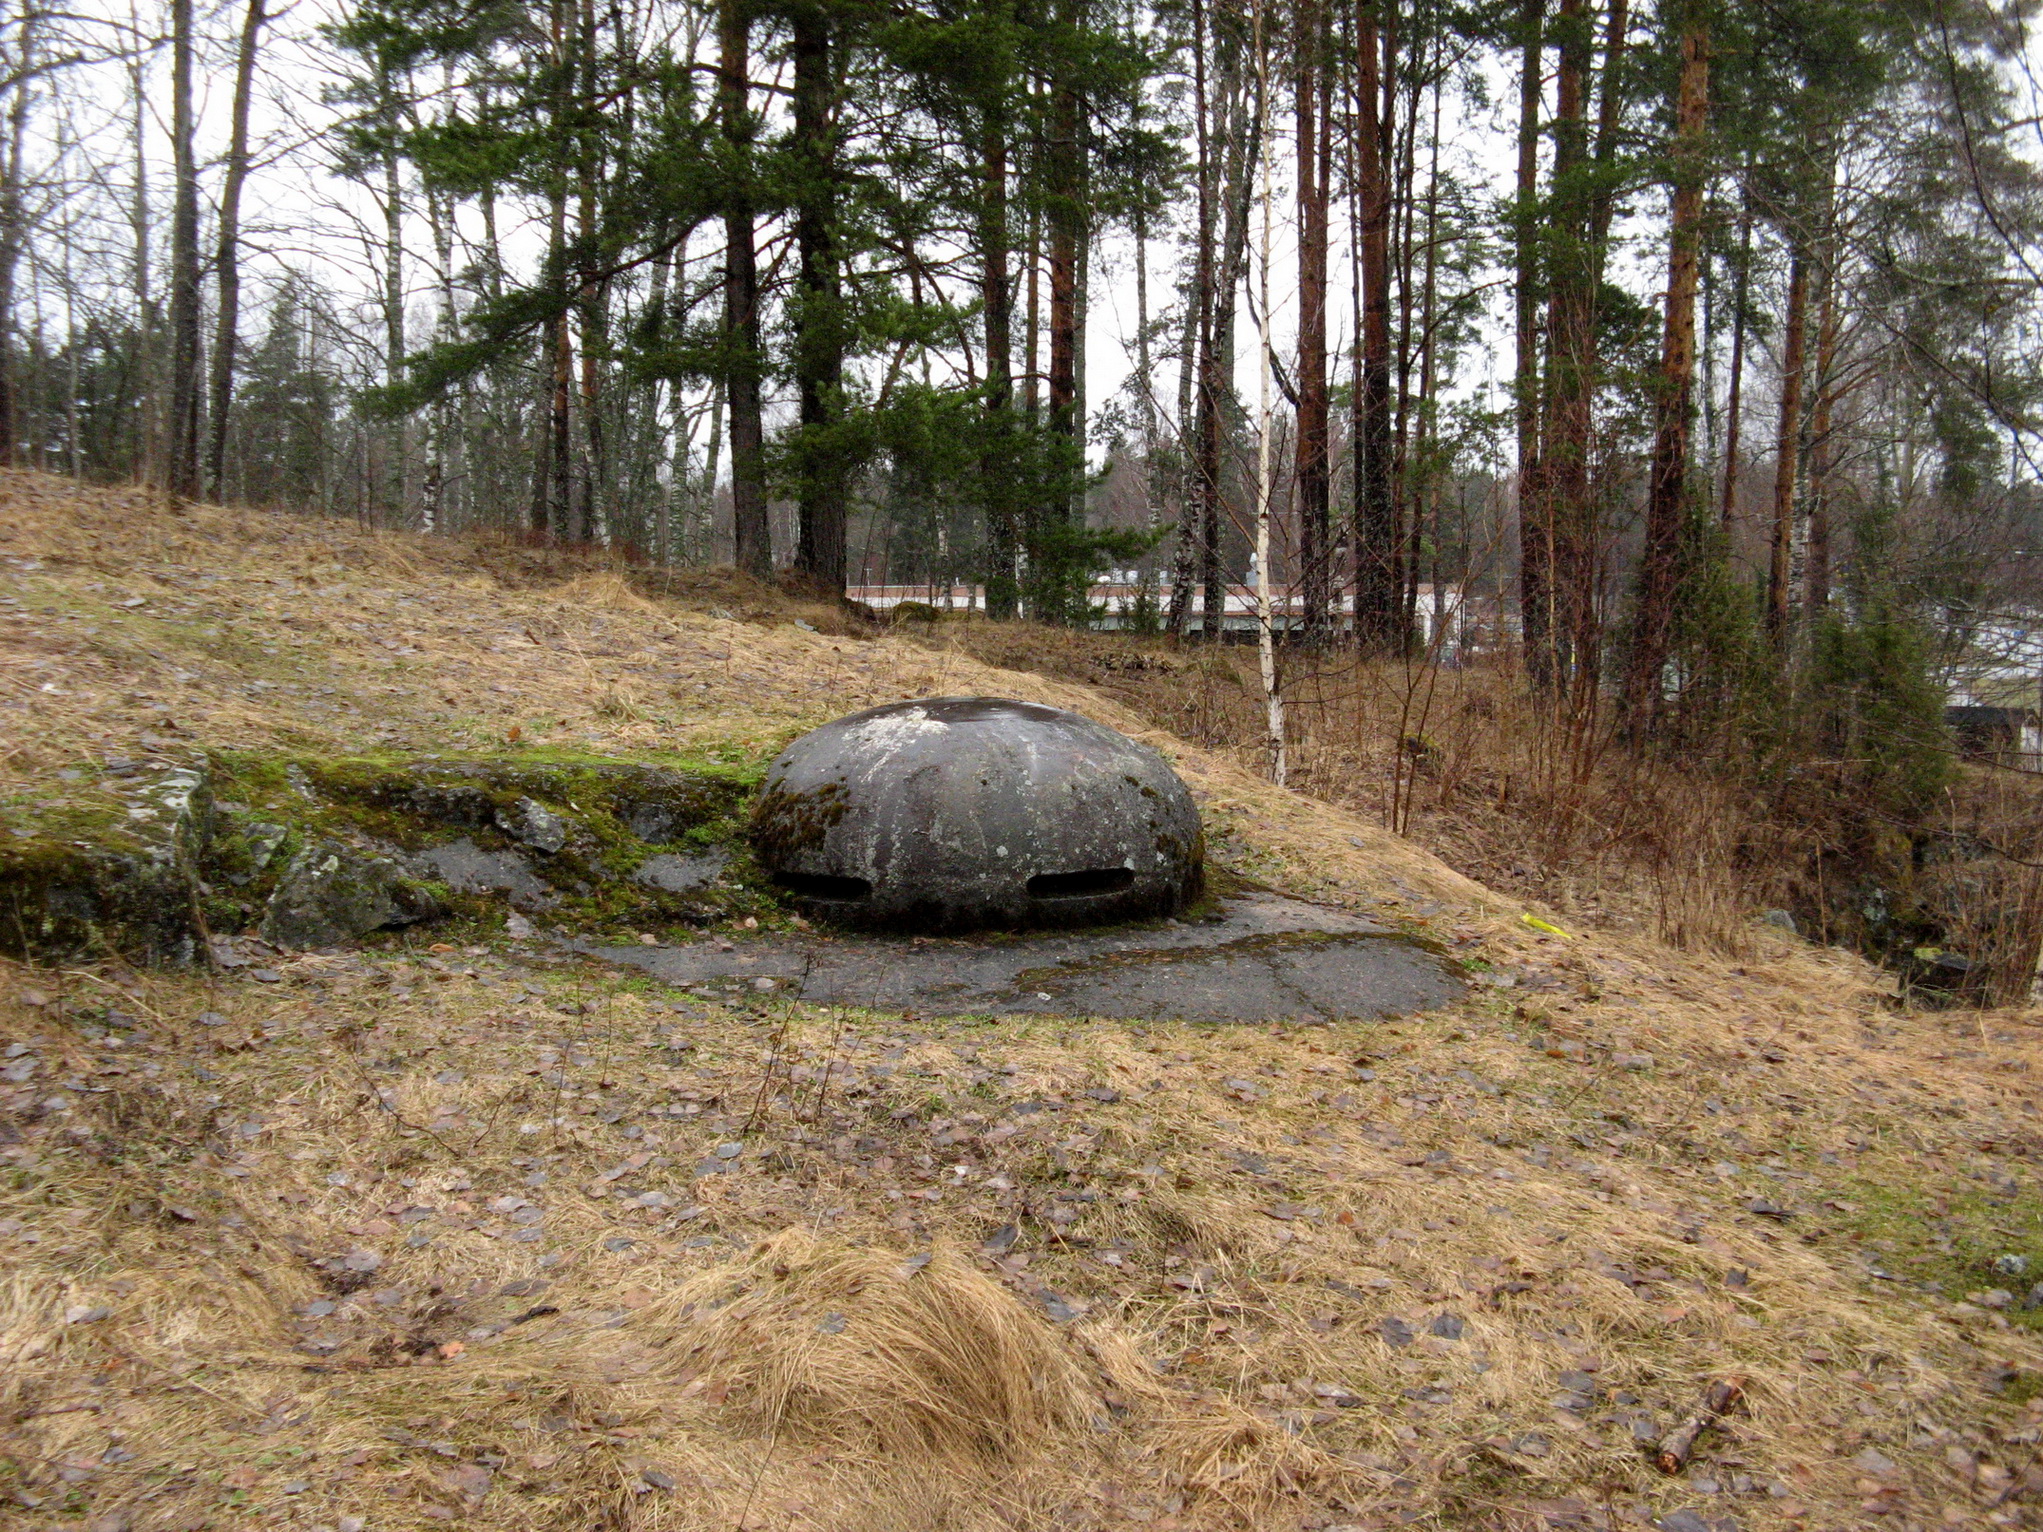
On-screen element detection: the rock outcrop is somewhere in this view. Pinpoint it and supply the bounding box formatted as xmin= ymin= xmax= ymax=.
xmin=1 ymin=751 xmax=764 ymax=964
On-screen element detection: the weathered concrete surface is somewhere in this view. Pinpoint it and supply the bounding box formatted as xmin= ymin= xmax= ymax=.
xmin=751 ymin=696 xmax=1203 ymax=932
xmin=590 ymin=891 xmax=1459 ymax=1023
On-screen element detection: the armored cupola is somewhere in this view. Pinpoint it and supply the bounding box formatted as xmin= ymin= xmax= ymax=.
xmin=750 ymin=696 xmax=1203 ymax=931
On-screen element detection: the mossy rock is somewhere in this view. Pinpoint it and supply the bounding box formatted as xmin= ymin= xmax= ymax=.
xmin=0 ymin=765 xmax=212 ymax=965
xmin=260 ymin=840 xmax=447 ymax=948
xmin=1 ymin=749 xmax=777 ymax=965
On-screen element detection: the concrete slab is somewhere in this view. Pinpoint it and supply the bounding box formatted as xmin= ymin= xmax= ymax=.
xmin=587 ymin=891 xmax=1459 ymax=1023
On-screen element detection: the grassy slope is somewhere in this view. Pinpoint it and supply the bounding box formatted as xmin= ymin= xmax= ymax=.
xmin=0 ymin=472 xmax=2040 ymax=1532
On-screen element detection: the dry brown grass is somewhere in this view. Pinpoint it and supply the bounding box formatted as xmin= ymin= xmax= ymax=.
xmin=5 ymin=930 xmax=2043 ymax=1531
xmin=934 ymin=621 xmax=1856 ymax=959
xmin=3 ymin=475 xmax=2043 ymax=1532
xmin=665 ymin=1229 xmax=1096 ymax=1456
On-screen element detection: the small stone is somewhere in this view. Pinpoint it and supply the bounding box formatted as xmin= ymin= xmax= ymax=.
xmin=1853 ymin=1447 xmax=1898 ymax=1476
xmin=633 ymin=851 xmax=727 ymax=894
xmin=1428 ymin=1312 xmax=1465 ymax=1340
xmin=1379 ymin=1315 xmax=1414 ymax=1348
xmin=496 ymin=796 xmax=568 ymax=854
xmin=1038 ymin=1291 xmax=1083 ymax=1323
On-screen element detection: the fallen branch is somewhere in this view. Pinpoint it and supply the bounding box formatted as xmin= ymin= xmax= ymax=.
xmin=1655 ymin=1376 xmax=1746 ymax=1474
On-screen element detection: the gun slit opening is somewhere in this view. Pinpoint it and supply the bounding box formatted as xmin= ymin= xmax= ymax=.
xmin=1027 ymin=867 xmax=1136 ymax=900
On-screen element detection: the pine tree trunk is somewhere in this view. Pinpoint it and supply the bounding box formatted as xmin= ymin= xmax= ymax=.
xmin=1805 ymin=163 xmax=1841 ymax=618
xmin=129 ymin=49 xmax=159 ymax=486
xmin=1251 ymin=3 xmax=1285 ymax=782
xmin=0 ymin=6 xmax=34 ymax=471
xmin=1293 ymin=0 xmax=1330 ymax=640
xmin=791 ymin=1 xmax=846 ymax=594
xmin=1513 ymin=0 xmax=1547 ymax=688
xmin=379 ymin=75 xmax=412 ymax=529
xmin=1413 ymin=69 xmax=1443 ymax=653
xmin=1767 ymin=244 xmax=1809 ymax=646
xmin=979 ymin=81 xmax=1019 ymax=616
xmin=1130 ymin=0 xmax=1160 ymax=558
xmin=1556 ymin=0 xmax=1627 ymax=691
xmin=719 ymin=0 xmax=770 ymax=578
xmin=535 ymin=0 xmax=572 ymax=539
xmin=205 ymin=0 xmax=265 ymax=501
xmin=1586 ymin=0 xmax=1628 ymax=271
xmin=1624 ymin=5 xmax=1708 ymax=733
xmin=1046 ymin=2 xmax=1083 ymax=578
xmin=1719 ymin=182 xmax=1751 ymax=531
xmin=1208 ymin=27 xmax=1253 ymax=641
xmin=1390 ymin=15 xmax=1421 ymax=643
xmin=570 ymin=0 xmax=602 ymax=545
xmin=167 ymin=0 xmax=203 ymax=498
xmin=1352 ymin=0 xmax=1396 ymax=652
xmin=1539 ymin=0 xmax=1592 ymax=693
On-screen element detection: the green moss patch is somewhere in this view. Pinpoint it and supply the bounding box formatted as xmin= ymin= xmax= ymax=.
xmin=1833 ymin=1166 xmax=2043 ymax=1325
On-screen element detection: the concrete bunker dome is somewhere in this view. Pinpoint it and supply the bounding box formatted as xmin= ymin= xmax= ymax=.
xmin=750 ymin=696 xmax=1204 ymax=931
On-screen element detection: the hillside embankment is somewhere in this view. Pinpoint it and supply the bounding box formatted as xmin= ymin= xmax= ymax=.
xmin=2 ymin=472 xmax=2041 ymax=1532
